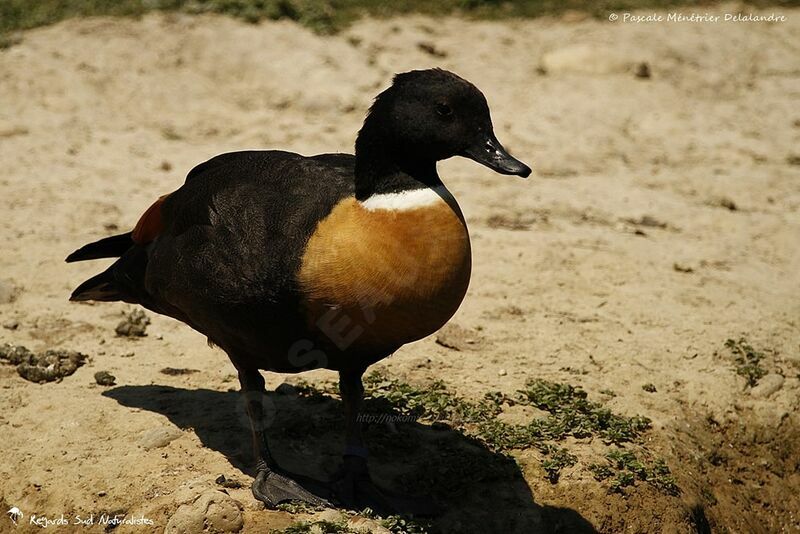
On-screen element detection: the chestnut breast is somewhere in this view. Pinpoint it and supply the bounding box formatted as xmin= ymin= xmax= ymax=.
xmin=297 ymin=187 xmax=472 ymax=355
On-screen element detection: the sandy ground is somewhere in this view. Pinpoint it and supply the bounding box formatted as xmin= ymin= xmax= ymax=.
xmin=1 ymin=3 xmax=799 ymax=533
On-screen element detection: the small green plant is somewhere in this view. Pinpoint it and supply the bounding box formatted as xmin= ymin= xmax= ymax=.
xmin=272 ymin=519 xmax=358 ymax=534
xmin=275 ymin=501 xmax=322 ymax=514
xmin=589 ymin=449 xmax=679 ymax=496
xmin=358 ymin=373 xmax=654 ymax=452
xmin=295 ymin=371 xmax=658 ymax=489
xmin=647 ymin=458 xmax=680 ymax=495
xmin=379 ymin=515 xmax=434 ymax=534
xmin=610 ymin=471 xmax=636 ymax=492
xmin=725 ymin=338 xmax=768 ymax=387
xmin=517 ymin=379 xmax=652 ymax=445
xmin=540 ymin=445 xmax=577 ymax=483
xmin=272 ymin=514 xmax=432 ymax=534
xmin=272 ymin=521 xmax=312 ymax=534
xmin=587 ymin=462 xmax=613 ymax=481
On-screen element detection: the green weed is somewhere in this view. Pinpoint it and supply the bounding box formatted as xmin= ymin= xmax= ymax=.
xmin=589 ymin=449 xmax=679 ymax=496
xmin=296 ymin=371 xmax=666 ymax=490
xmin=518 ymin=379 xmax=652 ymax=445
xmin=379 ymin=515 xmax=434 ymax=534
xmin=272 ymin=519 xmax=354 ymax=534
xmin=540 ymin=445 xmax=578 ymax=483
xmin=725 ymin=338 xmax=768 ymax=387
xmin=272 ymin=514 xmax=432 ymax=534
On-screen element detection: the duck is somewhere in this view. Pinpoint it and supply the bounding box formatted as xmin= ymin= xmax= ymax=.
xmin=66 ymin=68 xmax=531 ymax=513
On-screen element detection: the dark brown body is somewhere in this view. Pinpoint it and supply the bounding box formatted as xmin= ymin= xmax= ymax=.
xmin=67 ymin=69 xmax=530 ymax=513
xmin=70 ymin=151 xmax=471 ymax=374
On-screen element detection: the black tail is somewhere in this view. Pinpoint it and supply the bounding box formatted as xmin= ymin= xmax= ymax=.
xmin=66 ymin=232 xmax=134 ymax=263
xmin=69 ymin=269 xmax=122 ymax=302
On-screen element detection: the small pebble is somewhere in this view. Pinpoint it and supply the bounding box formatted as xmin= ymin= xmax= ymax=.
xmin=94 ymin=371 xmax=116 ymax=386
xmin=750 ymin=374 xmax=784 ymax=399
xmin=317 ymin=509 xmax=344 ymax=523
xmin=498 ymin=369 xmax=507 ymax=376
xmin=139 ymin=426 xmax=183 ymax=450
xmin=2 ymin=319 xmax=19 ymax=330
xmin=417 ymin=41 xmax=447 ymax=58
xmin=435 ymin=323 xmax=486 ymax=351
xmin=0 ymin=280 xmax=18 ymax=304
xmin=215 ymin=475 xmax=243 ymax=489
xmin=165 ymin=490 xmax=243 ymax=533
xmin=160 ymin=367 xmax=198 ymax=376
xmin=712 ymin=196 xmax=737 ymax=211
xmin=347 ymin=516 xmax=391 ymax=534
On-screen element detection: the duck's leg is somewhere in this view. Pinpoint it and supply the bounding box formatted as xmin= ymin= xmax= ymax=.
xmin=238 ymin=367 xmax=331 ymax=508
xmin=332 ymin=368 xmax=371 ymax=504
xmin=331 ymin=368 xmax=437 ymax=515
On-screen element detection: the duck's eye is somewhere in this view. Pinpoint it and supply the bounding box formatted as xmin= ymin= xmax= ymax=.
xmin=436 ymin=103 xmax=453 ymax=117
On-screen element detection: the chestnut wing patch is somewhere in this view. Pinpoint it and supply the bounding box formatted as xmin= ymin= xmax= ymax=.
xmin=132 ymin=194 xmax=171 ymax=245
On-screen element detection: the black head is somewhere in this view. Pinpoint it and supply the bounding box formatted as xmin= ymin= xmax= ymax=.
xmin=356 ymin=69 xmax=531 ymax=180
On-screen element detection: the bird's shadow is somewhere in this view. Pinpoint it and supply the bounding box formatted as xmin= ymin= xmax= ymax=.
xmin=104 ymin=384 xmax=597 ymax=534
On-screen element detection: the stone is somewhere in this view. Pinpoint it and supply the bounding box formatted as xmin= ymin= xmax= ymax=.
xmin=0 ymin=280 xmax=18 ymax=304
xmin=139 ymin=426 xmax=183 ymax=450
xmin=214 ymin=475 xmax=243 ymax=489
xmin=94 ymin=370 xmax=116 ymax=386
xmin=165 ymin=503 xmax=204 ymax=534
xmin=750 ymin=374 xmax=784 ymax=399
xmin=317 ymin=509 xmax=344 ymax=523
xmin=160 ymin=367 xmax=198 ymax=376
xmin=540 ymin=44 xmax=638 ymax=75
xmin=170 ymin=479 xmax=211 ymax=504
xmin=194 ymin=490 xmax=243 ymax=533
xmin=347 ymin=516 xmax=391 ymax=534
xmin=435 ymin=323 xmax=486 ymax=351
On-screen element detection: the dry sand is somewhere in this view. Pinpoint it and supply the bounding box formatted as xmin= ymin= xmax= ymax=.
xmin=0 ymin=3 xmax=799 ymax=533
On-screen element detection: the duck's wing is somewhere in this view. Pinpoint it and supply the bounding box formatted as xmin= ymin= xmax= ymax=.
xmin=138 ymin=150 xmax=356 ymax=330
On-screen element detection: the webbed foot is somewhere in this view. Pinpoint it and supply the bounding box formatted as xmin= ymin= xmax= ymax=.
xmin=252 ymin=467 xmax=332 ymax=509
